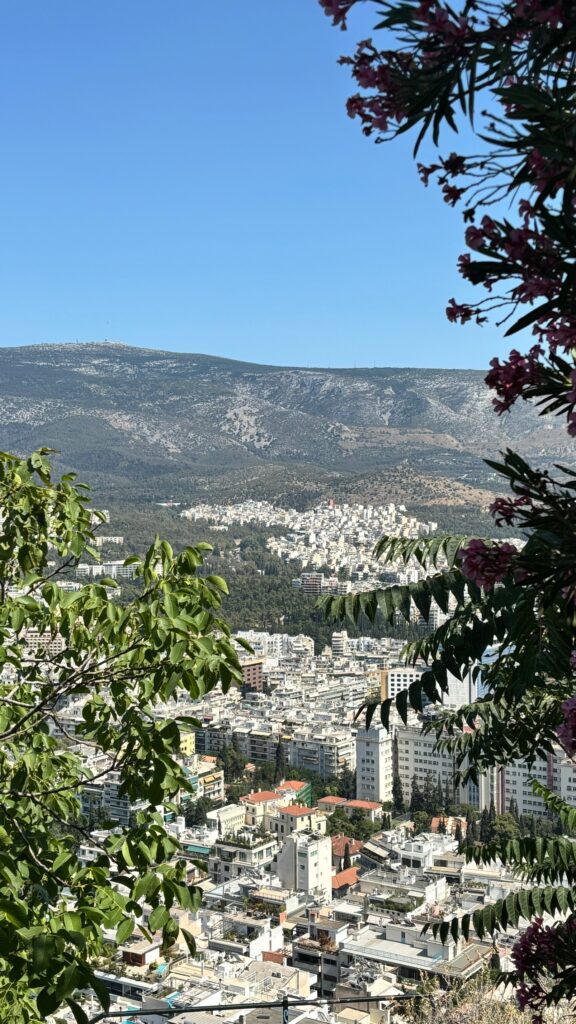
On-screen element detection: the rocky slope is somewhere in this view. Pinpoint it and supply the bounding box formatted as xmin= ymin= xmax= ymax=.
xmin=0 ymin=342 xmax=567 ymax=512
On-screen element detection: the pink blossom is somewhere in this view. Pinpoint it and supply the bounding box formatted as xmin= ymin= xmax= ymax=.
xmin=503 ymin=227 xmax=531 ymax=259
xmin=512 ymin=915 xmax=576 ymax=1023
xmin=318 ymin=0 xmax=358 ymax=29
xmin=442 ymin=184 xmax=465 ymax=205
xmin=465 ymin=225 xmax=485 ymax=251
xmin=485 ymin=346 xmax=543 ymax=412
xmin=459 ymin=539 xmax=517 ymax=590
xmin=489 ymin=495 xmax=532 ymax=526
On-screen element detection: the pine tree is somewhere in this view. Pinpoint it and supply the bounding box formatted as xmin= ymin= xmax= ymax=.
xmin=422 ymin=773 xmax=436 ymax=814
xmin=454 ymin=821 xmax=463 ymax=846
xmin=274 ymin=741 xmax=287 ymax=785
xmin=343 ymin=842 xmax=352 ymax=870
xmin=488 ymin=798 xmax=497 ymax=824
xmin=480 ymin=808 xmax=491 ymax=843
xmin=410 ymin=774 xmax=424 ymax=812
xmin=444 ymin=777 xmax=453 ymax=814
xmin=509 ymin=797 xmax=519 ymax=821
xmin=392 ymin=771 xmax=405 ymax=814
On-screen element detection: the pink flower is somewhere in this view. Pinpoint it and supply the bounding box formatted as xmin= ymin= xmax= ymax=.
xmin=459 ymin=539 xmax=517 ymax=590
xmin=485 ymin=346 xmax=543 ymax=412
xmin=318 ymin=0 xmax=358 ymax=29
xmin=512 ymin=916 xmax=576 ymax=1023
xmin=557 ymin=696 xmax=576 ymax=755
xmin=489 ymin=495 xmax=532 ymax=526
xmin=465 ymin=225 xmax=485 ymax=251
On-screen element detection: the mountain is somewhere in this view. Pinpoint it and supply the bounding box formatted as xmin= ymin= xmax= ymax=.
xmin=0 ymin=342 xmax=567 ymax=522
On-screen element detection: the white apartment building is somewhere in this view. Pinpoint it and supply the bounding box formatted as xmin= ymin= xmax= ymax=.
xmin=494 ymin=746 xmax=576 ymax=816
xmin=209 ymin=831 xmax=279 ymax=885
xmin=395 ymin=721 xmax=476 ymax=808
xmin=387 ymin=666 xmax=474 ymax=710
xmin=356 ymin=725 xmax=393 ymax=804
xmin=387 ymin=667 xmax=426 ymax=702
xmin=206 ymin=804 xmax=246 ymax=836
xmin=275 ymin=832 xmax=332 ymax=899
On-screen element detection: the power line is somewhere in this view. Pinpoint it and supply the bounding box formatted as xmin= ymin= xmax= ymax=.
xmin=90 ymin=990 xmax=424 ymax=1023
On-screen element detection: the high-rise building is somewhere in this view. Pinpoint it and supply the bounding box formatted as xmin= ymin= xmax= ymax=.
xmin=356 ymin=725 xmax=393 ymax=803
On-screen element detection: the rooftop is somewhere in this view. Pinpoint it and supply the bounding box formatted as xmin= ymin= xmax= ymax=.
xmin=344 ymin=800 xmax=382 ymax=811
xmin=281 ymin=804 xmax=317 ymax=817
xmin=332 ymin=867 xmax=360 ymax=890
xmin=241 ymin=790 xmax=280 ymax=803
xmin=332 ymin=834 xmax=363 ymax=858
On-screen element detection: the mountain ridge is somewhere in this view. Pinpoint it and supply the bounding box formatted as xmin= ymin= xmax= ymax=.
xmin=0 ymin=342 xmax=566 ymax=518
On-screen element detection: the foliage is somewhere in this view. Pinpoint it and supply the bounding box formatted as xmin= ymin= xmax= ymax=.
xmin=326 ymin=807 xmax=383 ymax=841
xmin=319 ymin=0 xmax=576 ymax=1015
xmin=218 ymin=742 xmax=247 ymax=782
xmin=184 ymin=797 xmax=215 ymax=828
xmin=398 ymin=969 xmax=529 ymax=1024
xmin=0 ymin=449 xmax=244 ymax=1023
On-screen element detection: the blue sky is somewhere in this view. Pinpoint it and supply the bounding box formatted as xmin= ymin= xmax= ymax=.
xmin=0 ymin=1 xmax=502 ymax=369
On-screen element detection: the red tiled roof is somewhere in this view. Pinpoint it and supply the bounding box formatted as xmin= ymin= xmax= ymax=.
xmin=277 ymin=780 xmax=307 ymax=792
xmin=282 ymin=804 xmax=315 ymax=817
xmin=332 ymin=867 xmax=359 ymax=890
xmin=331 ymin=834 xmax=363 ymax=858
xmin=344 ymin=799 xmax=381 ymax=810
xmin=240 ymin=790 xmax=279 ymax=804
xmin=318 ymin=795 xmax=347 ymax=805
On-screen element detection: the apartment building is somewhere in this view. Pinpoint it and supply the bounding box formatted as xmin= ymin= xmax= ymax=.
xmin=288 ymin=728 xmax=356 ymax=778
xmin=356 ymin=725 xmax=393 ymax=804
xmin=275 ymin=832 xmax=332 ymax=899
xmin=208 ymin=831 xmax=279 ymax=884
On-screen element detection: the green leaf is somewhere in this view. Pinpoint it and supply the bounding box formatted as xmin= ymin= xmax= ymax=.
xmin=181 ymin=927 xmax=196 ymax=955
xmin=148 ymin=905 xmax=170 ymax=932
xmin=116 ymin=917 xmax=135 ymax=944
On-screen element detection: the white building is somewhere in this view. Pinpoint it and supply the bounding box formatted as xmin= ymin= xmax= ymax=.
xmin=275 ymin=832 xmax=332 ymax=899
xmin=356 ymin=725 xmax=393 ymax=804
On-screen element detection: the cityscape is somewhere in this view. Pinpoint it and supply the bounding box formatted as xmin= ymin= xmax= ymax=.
xmin=19 ymin=499 xmax=568 ymax=1024
xmin=0 ymin=0 xmax=575 ymax=1022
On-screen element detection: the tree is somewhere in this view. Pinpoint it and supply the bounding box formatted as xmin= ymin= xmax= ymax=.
xmin=479 ymin=809 xmax=492 ymax=844
xmin=343 ymin=842 xmax=352 ymax=870
xmin=185 ymin=796 xmax=213 ymax=828
xmin=492 ymin=813 xmax=521 ymax=844
xmin=454 ymin=821 xmax=464 ymax=846
xmin=337 ymin=766 xmax=357 ymax=799
xmin=319 ymin=0 xmax=576 ymax=1013
xmin=273 ymin=740 xmax=287 ymax=784
xmin=437 ymin=817 xmax=447 ymax=835
xmin=409 ymin=774 xmax=424 ymax=812
xmin=488 ymin=798 xmax=497 ymax=827
xmin=392 ymin=771 xmax=405 ymax=814
xmin=0 ymin=450 xmax=245 ymax=1023
xmin=412 ymin=810 xmax=432 ymax=835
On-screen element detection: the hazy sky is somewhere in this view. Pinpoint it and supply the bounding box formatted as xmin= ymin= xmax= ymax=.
xmin=0 ymin=1 xmax=502 ymax=369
